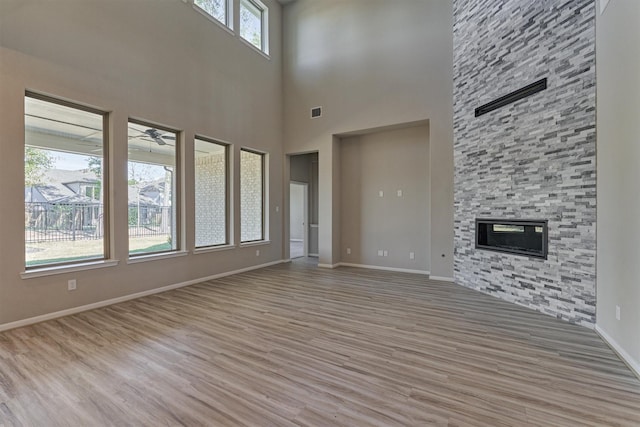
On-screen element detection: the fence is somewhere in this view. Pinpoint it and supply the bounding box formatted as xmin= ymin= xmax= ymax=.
xmin=127 ymin=205 xmax=173 ymax=238
xmin=25 ymin=202 xmax=172 ymax=243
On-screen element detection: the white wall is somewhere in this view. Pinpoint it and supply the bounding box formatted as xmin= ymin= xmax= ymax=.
xmin=0 ymin=0 xmax=283 ymax=325
xmin=596 ymin=0 xmax=640 ymax=373
xmin=282 ymin=0 xmax=454 ymax=275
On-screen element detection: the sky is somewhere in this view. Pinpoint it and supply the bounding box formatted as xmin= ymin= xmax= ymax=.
xmin=53 ymin=151 xmax=88 ymax=170
xmin=50 ymin=150 xmax=166 ymax=181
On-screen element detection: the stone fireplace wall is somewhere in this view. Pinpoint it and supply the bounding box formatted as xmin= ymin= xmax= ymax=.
xmin=453 ymin=0 xmax=596 ymax=326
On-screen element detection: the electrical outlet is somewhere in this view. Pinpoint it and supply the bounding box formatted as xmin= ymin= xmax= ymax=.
xmin=346 ymin=248 xmax=351 ymax=255
xmin=275 ymin=206 xmax=279 ymax=212
xmin=409 ymin=252 xmax=415 ymax=260
xmin=378 ymin=190 xmax=384 ymax=198
xmin=68 ymin=279 xmax=77 ymax=291
xmin=397 ymin=190 xmax=403 ymax=197
xmin=383 ymin=250 xmax=388 ymax=257
xmin=616 ymin=305 xmax=621 ymax=321
xmin=378 ymin=250 xmax=383 ymax=257
xmin=256 ymin=249 xmax=260 ymax=256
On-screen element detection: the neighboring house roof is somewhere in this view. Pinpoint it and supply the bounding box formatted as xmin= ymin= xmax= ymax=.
xmin=26 ymin=169 xmax=99 ymax=204
xmin=25 ymin=169 xmax=170 ymax=206
xmin=127 ymin=179 xmax=168 ymax=207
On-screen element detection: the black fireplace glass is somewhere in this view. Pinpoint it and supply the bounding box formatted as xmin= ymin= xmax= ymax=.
xmin=476 ymin=219 xmax=548 ymax=259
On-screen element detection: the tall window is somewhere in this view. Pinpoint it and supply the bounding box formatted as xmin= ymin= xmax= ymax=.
xmin=24 ymin=94 xmax=107 ymax=268
xmin=194 ymin=0 xmax=230 ymax=27
xmin=128 ymin=120 xmax=178 ymax=256
xmin=240 ymin=149 xmax=265 ymax=242
xmin=194 ymin=137 xmax=228 ymax=248
xmin=240 ymin=0 xmax=268 ymax=53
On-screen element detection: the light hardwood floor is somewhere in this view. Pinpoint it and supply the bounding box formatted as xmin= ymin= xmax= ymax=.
xmin=0 ymin=260 xmax=639 ymax=426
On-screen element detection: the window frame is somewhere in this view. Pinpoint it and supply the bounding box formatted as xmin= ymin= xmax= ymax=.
xmin=193 ymin=0 xmax=233 ymax=29
xmin=194 ymin=135 xmax=231 ymax=249
xmin=239 ymin=0 xmax=269 ymax=55
xmin=24 ymin=91 xmax=111 ymax=270
xmin=240 ymin=148 xmax=266 ymax=243
xmin=127 ymin=118 xmax=181 ymax=258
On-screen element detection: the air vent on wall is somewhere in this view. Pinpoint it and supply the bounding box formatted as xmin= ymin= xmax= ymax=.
xmin=311 ymin=106 xmax=322 ymax=119
xmin=475 ymin=78 xmax=547 ymax=117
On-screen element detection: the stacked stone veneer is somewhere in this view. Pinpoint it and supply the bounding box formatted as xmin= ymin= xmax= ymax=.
xmin=195 ymin=153 xmax=226 ymax=247
xmin=453 ymin=0 xmax=596 ymax=327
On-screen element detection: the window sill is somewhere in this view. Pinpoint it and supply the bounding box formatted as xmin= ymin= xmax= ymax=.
xmin=240 ymin=240 xmax=271 ymax=248
xmin=21 ymin=259 xmax=119 ymax=279
xmin=239 ymin=37 xmax=270 ymax=60
xmin=127 ymin=251 xmax=189 ymax=264
xmin=193 ymin=5 xmax=235 ymax=36
xmin=193 ymin=244 xmax=236 ymax=255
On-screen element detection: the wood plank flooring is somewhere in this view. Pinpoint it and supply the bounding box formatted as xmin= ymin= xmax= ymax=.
xmin=0 ymin=260 xmax=639 ymax=426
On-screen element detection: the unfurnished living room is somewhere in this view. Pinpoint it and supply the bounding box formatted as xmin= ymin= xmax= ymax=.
xmin=0 ymin=0 xmax=639 ymax=425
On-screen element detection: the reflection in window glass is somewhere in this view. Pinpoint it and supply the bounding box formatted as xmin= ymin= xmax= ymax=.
xmin=493 ymin=224 xmax=525 ymax=233
xmin=195 ymin=138 xmax=228 ymax=248
xmin=240 ymin=149 xmax=264 ymax=242
xmin=24 ymin=95 xmax=106 ymax=268
xmin=240 ymin=0 xmax=264 ymax=50
xmin=128 ymin=121 xmax=178 ymax=256
xmin=195 ymin=0 xmax=227 ymax=25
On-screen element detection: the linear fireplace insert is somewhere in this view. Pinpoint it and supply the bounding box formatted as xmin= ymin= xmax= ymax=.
xmin=476 ymin=219 xmax=548 ymax=259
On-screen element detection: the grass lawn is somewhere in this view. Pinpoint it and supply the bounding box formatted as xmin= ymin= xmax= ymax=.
xmin=26 ymin=235 xmax=172 ymax=267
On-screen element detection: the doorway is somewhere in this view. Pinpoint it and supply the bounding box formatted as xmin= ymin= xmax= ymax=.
xmin=289 ymin=182 xmax=308 ymax=259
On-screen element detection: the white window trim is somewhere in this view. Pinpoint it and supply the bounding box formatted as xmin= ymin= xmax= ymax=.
xmin=127 ymin=251 xmax=189 ymax=264
xmin=194 ymin=136 xmax=232 ymax=250
xmin=24 ymin=92 xmax=111 ymax=272
xmin=193 ymin=244 xmax=236 ymax=254
xmin=239 ymin=240 xmax=271 ymax=248
xmin=239 ymin=0 xmax=269 ymax=55
xmin=239 ymin=37 xmax=271 ymax=60
xmin=240 ymin=148 xmax=267 ymax=244
xmin=192 ymin=0 xmax=234 ymax=31
xmin=21 ymin=260 xmax=119 ymax=280
xmin=127 ymin=118 xmax=182 ymax=258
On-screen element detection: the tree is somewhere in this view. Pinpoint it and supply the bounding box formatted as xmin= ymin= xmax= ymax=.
xmin=87 ymin=156 xmax=102 ymax=200
xmin=25 ymin=147 xmax=53 ymax=186
xmin=128 ymin=162 xmax=157 ymax=185
xmin=87 ymin=156 xmax=102 ymax=178
xmin=240 ymin=5 xmax=262 ymax=49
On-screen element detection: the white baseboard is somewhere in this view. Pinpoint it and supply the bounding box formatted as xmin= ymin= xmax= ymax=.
xmin=318 ymin=263 xmax=340 ymax=269
xmin=429 ymin=275 xmax=455 ymax=282
xmin=0 ymin=259 xmax=286 ymax=333
xmin=339 ymin=263 xmax=429 ymax=275
xmin=595 ymin=325 xmax=640 ymax=380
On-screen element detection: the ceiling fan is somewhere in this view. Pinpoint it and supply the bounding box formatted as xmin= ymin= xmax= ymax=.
xmin=144 ymin=128 xmax=167 ymax=146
